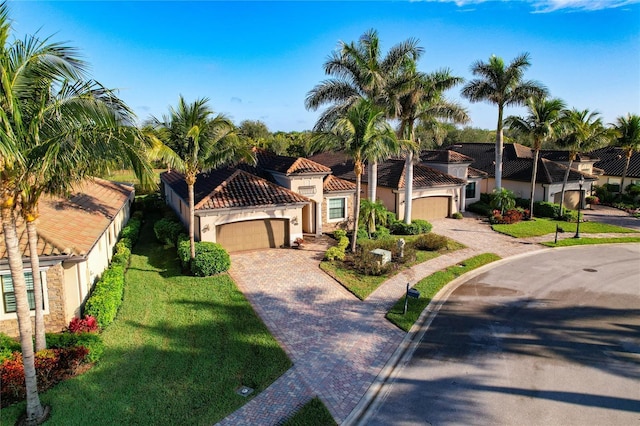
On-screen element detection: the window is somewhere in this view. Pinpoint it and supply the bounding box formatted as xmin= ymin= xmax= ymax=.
xmin=607 ymin=178 xmax=621 ymax=193
xmin=1 ymin=272 xmax=46 ymax=314
xmin=465 ymin=182 xmax=476 ymax=199
xmin=328 ymin=198 xmax=346 ymax=221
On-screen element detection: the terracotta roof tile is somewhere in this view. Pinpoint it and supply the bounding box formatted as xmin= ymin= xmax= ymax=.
xmin=0 ymin=178 xmax=134 ymax=259
xmin=255 ymin=150 xmax=331 ymax=175
xmin=323 ymin=175 xmax=356 ymax=192
xmin=421 ymin=150 xmax=474 ymax=163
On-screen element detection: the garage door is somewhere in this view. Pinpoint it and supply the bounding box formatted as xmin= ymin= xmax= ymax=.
xmin=554 ymin=191 xmax=581 ymax=210
xmin=411 ymin=196 xmax=450 ymax=220
xmin=216 ymin=219 xmax=289 ymax=252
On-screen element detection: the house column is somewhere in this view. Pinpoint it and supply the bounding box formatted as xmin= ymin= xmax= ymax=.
xmin=460 ymin=186 xmax=466 ymax=212
xmin=315 ymin=200 xmax=323 ymax=237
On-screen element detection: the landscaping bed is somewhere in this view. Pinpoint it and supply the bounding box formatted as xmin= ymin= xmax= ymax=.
xmin=492 ymin=218 xmax=638 ymax=238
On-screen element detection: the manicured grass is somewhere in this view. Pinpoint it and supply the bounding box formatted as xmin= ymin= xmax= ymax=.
xmin=1 ymin=217 xmax=291 ymax=425
xmin=320 ymin=236 xmax=464 ymax=300
xmin=282 ymin=397 xmax=337 ymax=426
xmin=386 ymin=253 xmax=501 ymax=332
xmin=492 ymin=217 xmax=638 ymax=238
xmin=101 ymin=168 xmax=166 ymax=184
xmin=542 ymin=236 xmax=640 ymax=247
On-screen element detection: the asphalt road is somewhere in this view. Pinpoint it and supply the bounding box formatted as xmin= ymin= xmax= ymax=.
xmin=365 ymin=244 xmax=640 ymax=426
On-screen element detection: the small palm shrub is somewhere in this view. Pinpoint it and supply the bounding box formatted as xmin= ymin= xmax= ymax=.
xmin=490 ymin=188 xmax=516 ymax=214
xmin=413 ymin=233 xmax=448 ymax=251
xmin=153 ymin=217 xmax=184 ymax=246
xmin=190 ymin=242 xmax=231 ymax=276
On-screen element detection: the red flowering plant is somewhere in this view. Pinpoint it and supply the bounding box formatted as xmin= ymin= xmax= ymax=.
xmin=67 ymin=315 xmax=99 ymax=333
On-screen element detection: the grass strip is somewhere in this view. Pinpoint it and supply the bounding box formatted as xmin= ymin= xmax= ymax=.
xmin=282 ymin=397 xmax=337 ymax=426
xmin=386 ymin=253 xmax=501 ymax=332
xmin=320 ymin=238 xmax=464 ymax=300
xmin=2 ymin=215 xmax=291 ymax=425
xmin=542 ymin=236 xmax=640 ymax=247
xmin=492 ymin=218 xmax=637 ymax=238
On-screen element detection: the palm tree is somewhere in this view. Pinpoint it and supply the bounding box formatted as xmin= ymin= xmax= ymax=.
xmin=152 ymin=96 xmax=254 ymax=259
xmin=505 ymin=97 xmax=565 ymax=217
xmin=312 ymin=99 xmax=397 ymax=251
xmin=395 ymin=69 xmax=469 ymax=223
xmin=305 ymin=29 xmax=422 ymax=205
xmin=556 ymin=109 xmax=616 ymax=215
xmin=461 ymin=53 xmax=547 ymax=190
xmin=611 ymin=114 xmax=640 ymax=194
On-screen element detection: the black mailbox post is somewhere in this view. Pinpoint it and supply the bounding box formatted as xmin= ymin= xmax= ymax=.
xmin=404 ymin=283 xmax=421 ymax=315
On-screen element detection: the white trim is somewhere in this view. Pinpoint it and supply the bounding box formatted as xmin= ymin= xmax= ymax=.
xmin=327 ymin=196 xmax=348 ymax=223
xmin=0 ymin=268 xmax=50 ymax=321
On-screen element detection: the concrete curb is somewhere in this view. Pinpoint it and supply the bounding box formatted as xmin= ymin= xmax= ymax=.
xmin=342 ymin=248 xmax=556 ymax=426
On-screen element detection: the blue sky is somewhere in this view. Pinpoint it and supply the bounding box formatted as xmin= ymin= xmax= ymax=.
xmin=7 ymin=0 xmax=640 ymax=132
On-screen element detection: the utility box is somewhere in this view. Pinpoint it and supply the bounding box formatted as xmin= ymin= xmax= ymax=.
xmin=407 ymin=288 xmax=421 ymax=299
xmin=370 ymin=248 xmax=392 ymax=266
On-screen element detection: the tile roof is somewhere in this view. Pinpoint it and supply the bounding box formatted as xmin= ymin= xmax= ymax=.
xmin=323 ymin=175 xmax=356 ymax=192
xmin=589 ymin=146 xmax=640 ymax=178
xmin=162 ymin=168 xmax=310 ymax=211
xmin=468 ymin=167 xmax=488 ymax=178
xmin=448 ymin=143 xmax=596 ymax=184
xmin=420 ymin=150 xmax=474 ymax=163
xmin=0 ymin=178 xmax=134 ymax=259
xmin=540 ymin=150 xmax=599 ymax=162
xmin=255 ymin=150 xmax=331 ymax=175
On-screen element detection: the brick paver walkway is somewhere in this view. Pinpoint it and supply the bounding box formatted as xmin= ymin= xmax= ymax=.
xmin=217 ymin=211 xmax=637 ymax=425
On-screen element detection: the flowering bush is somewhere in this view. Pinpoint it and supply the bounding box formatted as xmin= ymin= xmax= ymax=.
xmin=585 ymin=195 xmax=599 ymax=205
xmin=67 ymin=315 xmax=99 ymax=333
xmin=491 ymin=208 xmax=526 ymax=224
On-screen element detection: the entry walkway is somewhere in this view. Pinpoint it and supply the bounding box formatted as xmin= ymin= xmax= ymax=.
xmin=217 ymin=211 xmax=636 ymax=425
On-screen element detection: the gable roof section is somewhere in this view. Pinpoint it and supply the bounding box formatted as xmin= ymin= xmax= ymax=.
xmin=421 ymin=150 xmax=474 ymax=163
xmin=162 ymin=168 xmax=310 ymax=211
xmin=589 ymin=146 xmax=640 ymax=178
xmin=0 ymin=178 xmax=134 ymax=260
xmin=255 ymin=150 xmax=331 ymax=175
xmin=323 ymin=175 xmax=356 ymax=193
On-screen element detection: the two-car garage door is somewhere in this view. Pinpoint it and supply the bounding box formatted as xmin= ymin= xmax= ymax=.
xmin=216 ymin=219 xmax=289 ymax=252
xmin=411 ymin=196 xmax=451 ymax=220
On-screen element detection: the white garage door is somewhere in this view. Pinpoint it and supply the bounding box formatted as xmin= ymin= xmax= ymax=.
xmin=216 ymin=219 xmax=289 ymax=252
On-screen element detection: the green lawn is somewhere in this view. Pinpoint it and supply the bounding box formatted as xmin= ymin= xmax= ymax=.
xmin=386 ymin=253 xmax=501 ymax=332
xmin=282 ymin=397 xmax=337 ymax=426
xmin=492 ymin=217 xmax=638 ymax=238
xmin=320 ymin=236 xmax=464 ymax=300
xmin=101 ymin=168 xmax=166 ymax=185
xmin=542 ymin=236 xmax=640 ymax=247
xmin=1 ymin=217 xmax=291 ymax=425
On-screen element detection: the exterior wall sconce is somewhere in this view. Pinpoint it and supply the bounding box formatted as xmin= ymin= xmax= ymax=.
xmin=291 ymin=216 xmax=299 ymax=225
xmin=202 ymin=224 xmax=210 ymax=233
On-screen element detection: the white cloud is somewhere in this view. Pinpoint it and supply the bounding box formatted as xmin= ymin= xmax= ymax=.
xmin=418 ymin=0 xmax=640 ymax=12
xmin=230 ymin=97 xmax=242 ymax=104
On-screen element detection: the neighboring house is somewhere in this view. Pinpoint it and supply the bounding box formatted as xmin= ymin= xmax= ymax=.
xmin=309 ymin=151 xmax=467 ymax=220
xmin=589 ymin=146 xmax=640 ymax=192
xmin=0 ymin=179 xmax=135 ymax=338
xmin=448 ymin=143 xmax=597 ymax=209
xmin=160 ymin=151 xmax=357 ymax=252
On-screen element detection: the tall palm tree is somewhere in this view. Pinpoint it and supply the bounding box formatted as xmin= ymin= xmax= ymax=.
xmin=312 ymin=99 xmax=397 ymax=251
xmin=556 ymin=109 xmax=616 ymax=215
xmin=612 ymin=114 xmax=640 ymax=194
xmin=461 ymin=53 xmax=547 ymax=190
xmin=152 ymin=96 xmax=254 ymax=259
xmin=306 ymin=29 xmax=422 ymax=205
xmin=505 ymin=97 xmax=565 ymax=217
xmin=395 ymin=69 xmax=469 ymax=223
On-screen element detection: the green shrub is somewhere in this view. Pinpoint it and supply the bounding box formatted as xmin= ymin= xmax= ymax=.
xmin=352 ymin=248 xmax=395 ymax=276
xmin=333 ymin=229 xmax=347 ymax=240
xmin=132 ymin=210 xmax=144 ymax=220
xmin=467 ymin=201 xmax=492 ymax=216
xmin=480 ymin=193 xmax=492 ymax=203
xmin=84 ymin=265 xmax=126 ymax=328
xmin=190 ymin=242 xmax=231 ymax=277
xmin=0 ymin=333 xmax=20 ymax=363
xmin=46 ymin=332 xmax=104 ymax=364
xmin=153 ymin=217 xmax=184 ymax=246
xmin=490 ymin=188 xmax=516 ymax=213
xmin=336 ymin=236 xmax=349 ymax=251
xmin=357 ymin=238 xmax=416 ymax=267
xmin=389 ymin=219 xmax=432 ymax=235
xmin=452 ymin=212 xmax=463 ymax=219
xmin=356 ymin=227 xmax=369 ymax=242
xmin=413 ymin=233 xmax=448 ymax=251
xmin=373 ymin=226 xmax=391 ymax=239
xmin=533 ymin=201 xmax=560 ymax=218
xmin=626 ymin=183 xmax=640 ymax=197
xmin=135 ymin=193 xmax=164 ymax=212
xmin=120 ymin=217 xmax=141 ymax=249
xmin=324 ymin=246 xmax=346 ymax=261
xmin=111 ymin=241 xmax=131 ymax=267
xmin=177 ymin=234 xmax=191 ymax=269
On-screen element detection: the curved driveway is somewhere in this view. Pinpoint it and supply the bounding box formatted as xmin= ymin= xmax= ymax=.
xmin=364 ymin=244 xmax=640 ymax=425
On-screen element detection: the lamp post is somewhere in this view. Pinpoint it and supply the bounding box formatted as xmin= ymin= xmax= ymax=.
xmin=574 ymin=176 xmax=585 ymax=239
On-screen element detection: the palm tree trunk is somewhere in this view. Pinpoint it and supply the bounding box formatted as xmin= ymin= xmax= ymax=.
xmin=351 ymin=165 xmax=362 ymax=253
xmin=368 ymin=161 xmax=378 ymax=201
xmin=558 ymin=159 xmax=574 ymax=217
xmin=495 ymin=105 xmax=504 ymax=191
xmin=620 ymin=153 xmax=631 ymax=194
xmin=26 ymin=219 xmax=46 ymax=351
xmin=2 ymin=206 xmax=45 ymax=423
xmin=529 ymin=149 xmax=540 ymax=219
xmin=186 ymin=172 xmax=196 ymax=259
xmin=404 ymin=150 xmax=413 ymax=224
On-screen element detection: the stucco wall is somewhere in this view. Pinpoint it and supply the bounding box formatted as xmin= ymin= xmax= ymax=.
xmin=322 ymin=192 xmax=355 ymax=233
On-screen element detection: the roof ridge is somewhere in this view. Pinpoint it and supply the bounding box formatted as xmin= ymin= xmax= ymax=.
xmin=287 ymin=157 xmax=304 ymax=175
xmin=194 ymin=169 xmax=242 ymax=210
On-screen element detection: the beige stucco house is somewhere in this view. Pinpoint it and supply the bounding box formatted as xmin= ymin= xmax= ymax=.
xmin=0 ymin=179 xmax=135 ymax=338
xmin=160 ymin=151 xmax=356 ymax=252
